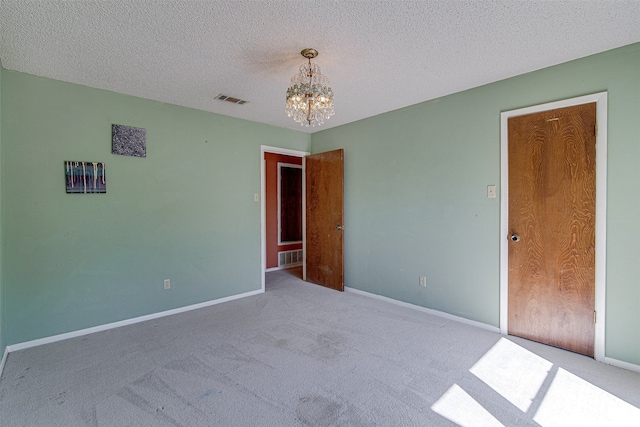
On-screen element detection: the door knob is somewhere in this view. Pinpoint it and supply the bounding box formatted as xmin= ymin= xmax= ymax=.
xmin=510 ymin=234 xmax=520 ymax=242
xmin=335 ymin=225 xmax=343 ymax=230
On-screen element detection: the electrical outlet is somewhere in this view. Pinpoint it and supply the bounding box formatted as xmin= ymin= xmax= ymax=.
xmin=164 ymin=279 xmax=170 ymax=290
xmin=419 ymin=276 xmax=427 ymax=287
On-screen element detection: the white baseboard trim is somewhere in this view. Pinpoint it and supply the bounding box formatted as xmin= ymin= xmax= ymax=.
xmin=6 ymin=286 xmax=638 ymax=375
xmin=345 ymin=287 xmax=500 ymax=334
xmin=266 ymin=264 xmax=302 ymax=273
xmin=0 ymin=346 xmax=8 ymax=379
xmin=604 ymin=356 xmax=640 ymax=373
xmin=6 ymin=289 xmax=264 ymax=353
xmin=345 ymin=288 xmax=640 ymax=374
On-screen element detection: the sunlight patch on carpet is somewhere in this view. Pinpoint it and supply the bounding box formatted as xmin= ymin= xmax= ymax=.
xmin=534 ymin=367 xmax=640 ymax=426
xmin=431 ymin=384 xmax=505 ymax=427
xmin=469 ymin=337 xmax=552 ymax=412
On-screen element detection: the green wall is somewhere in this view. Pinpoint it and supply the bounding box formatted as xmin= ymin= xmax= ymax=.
xmin=1 ymin=71 xmax=310 ymax=345
xmin=311 ymin=43 xmax=640 ymax=366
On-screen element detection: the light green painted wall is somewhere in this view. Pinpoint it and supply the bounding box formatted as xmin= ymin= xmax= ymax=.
xmin=2 ymin=71 xmax=310 ymax=345
xmin=311 ymin=43 xmax=640 ymax=366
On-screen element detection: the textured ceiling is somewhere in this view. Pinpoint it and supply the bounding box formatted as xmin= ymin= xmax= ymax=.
xmin=1 ymin=1 xmax=639 ymax=133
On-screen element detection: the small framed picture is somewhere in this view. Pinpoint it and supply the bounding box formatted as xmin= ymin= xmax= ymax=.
xmin=65 ymin=161 xmax=106 ymax=194
xmin=112 ymin=124 xmax=146 ymax=157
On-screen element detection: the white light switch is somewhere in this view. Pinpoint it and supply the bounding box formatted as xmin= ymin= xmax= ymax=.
xmin=254 ymin=193 xmax=259 ymax=202
xmin=487 ymin=185 xmax=496 ymax=198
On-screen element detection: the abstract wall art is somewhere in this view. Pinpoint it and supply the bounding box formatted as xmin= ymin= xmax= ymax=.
xmin=65 ymin=161 xmax=106 ymax=194
xmin=112 ymin=124 xmax=146 ymax=157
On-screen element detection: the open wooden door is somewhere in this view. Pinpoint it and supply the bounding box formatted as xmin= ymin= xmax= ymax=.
xmin=305 ymin=149 xmax=344 ymax=291
xmin=508 ymin=103 xmax=596 ymax=357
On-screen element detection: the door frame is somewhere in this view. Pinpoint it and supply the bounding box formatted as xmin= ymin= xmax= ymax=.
xmin=499 ymin=92 xmax=608 ymax=361
xmin=277 ymin=162 xmax=304 ymax=246
xmin=260 ymin=145 xmax=310 ymax=291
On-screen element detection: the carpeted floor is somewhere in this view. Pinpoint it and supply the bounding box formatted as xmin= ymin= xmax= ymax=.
xmin=1 ymin=267 xmax=639 ymax=426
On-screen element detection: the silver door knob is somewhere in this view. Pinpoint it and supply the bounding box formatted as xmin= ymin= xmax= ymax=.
xmin=336 ymin=225 xmax=343 ymax=230
xmin=510 ymin=234 xmax=520 ymax=242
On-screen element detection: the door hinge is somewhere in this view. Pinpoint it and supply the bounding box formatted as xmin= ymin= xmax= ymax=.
xmin=594 ymin=123 xmax=598 ymax=137
xmin=593 ymin=311 xmax=597 ymax=324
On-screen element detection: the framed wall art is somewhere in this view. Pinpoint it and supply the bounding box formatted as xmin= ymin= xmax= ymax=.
xmin=65 ymin=161 xmax=106 ymax=194
xmin=112 ymin=124 xmax=146 ymax=157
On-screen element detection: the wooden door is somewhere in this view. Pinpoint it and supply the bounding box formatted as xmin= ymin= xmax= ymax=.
xmin=508 ymin=103 xmax=596 ymax=357
xmin=305 ymin=149 xmax=344 ymax=291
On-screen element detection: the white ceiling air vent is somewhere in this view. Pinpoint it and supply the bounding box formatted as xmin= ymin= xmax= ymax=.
xmin=215 ymin=94 xmax=248 ymax=105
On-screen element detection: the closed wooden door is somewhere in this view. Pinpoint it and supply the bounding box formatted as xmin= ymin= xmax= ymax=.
xmin=305 ymin=149 xmax=344 ymax=291
xmin=508 ymin=103 xmax=596 ymax=357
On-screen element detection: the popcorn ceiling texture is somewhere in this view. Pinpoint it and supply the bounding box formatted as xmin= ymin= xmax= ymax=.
xmin=0 ymin=0 xmax=638 ymax=133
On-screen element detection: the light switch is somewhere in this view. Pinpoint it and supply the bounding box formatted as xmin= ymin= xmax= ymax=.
xmin=254 ymin=193 xmax=259 ymax=202
xmin=487 ymin=185 xmax=496 ymax=198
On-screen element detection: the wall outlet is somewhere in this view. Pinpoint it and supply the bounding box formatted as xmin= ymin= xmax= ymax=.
xmin=419 ymin=276 xmax=427 ymax=287
xmin=164 ymin=279 xmax=170 ymax=290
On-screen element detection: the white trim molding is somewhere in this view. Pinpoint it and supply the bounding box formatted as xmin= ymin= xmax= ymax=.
xmin=0 ymin=346 xmax=8 ymax=379
xmin=302 ymin=156 xmax=307 ymax=282
xmin=604 ymin=357 xmax=640 ymax=374
xmin=260 ymin=145 xmax=309 ymax=291
xmin=266 ymin=264 xmax=302 ymax=273
xmin=499 ymin=92 xmax=608 ymax=362
xmin=277 ymin=162 xmax=303 ymax=246
xmin=346 ymin=287 xmax=500 ymax=334
xmin=6 ymin=289 xmax=263 ymax=353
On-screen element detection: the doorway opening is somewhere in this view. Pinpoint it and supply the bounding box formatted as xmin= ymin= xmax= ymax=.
xmin=260 ymin=146 xmax=309 ymax=291
xmin=265 ymin=154 xmax=303 ymax=272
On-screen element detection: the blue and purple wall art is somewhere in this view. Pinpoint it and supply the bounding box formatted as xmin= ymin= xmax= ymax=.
xmin=65 ymin=161 xmax=106 ymax=194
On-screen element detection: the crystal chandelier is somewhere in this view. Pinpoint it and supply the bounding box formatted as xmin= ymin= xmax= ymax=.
xmin=285 ymin=48 xmax=334 ymax=127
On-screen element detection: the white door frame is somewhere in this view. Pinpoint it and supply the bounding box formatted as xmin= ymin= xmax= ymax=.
xmin=260 ymin=145 xmax=309 ymax=291
xmin=499 ymin=92 xmax=608 ymax=362
xmin=277 ymin=162 xmax=304 ymax=246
